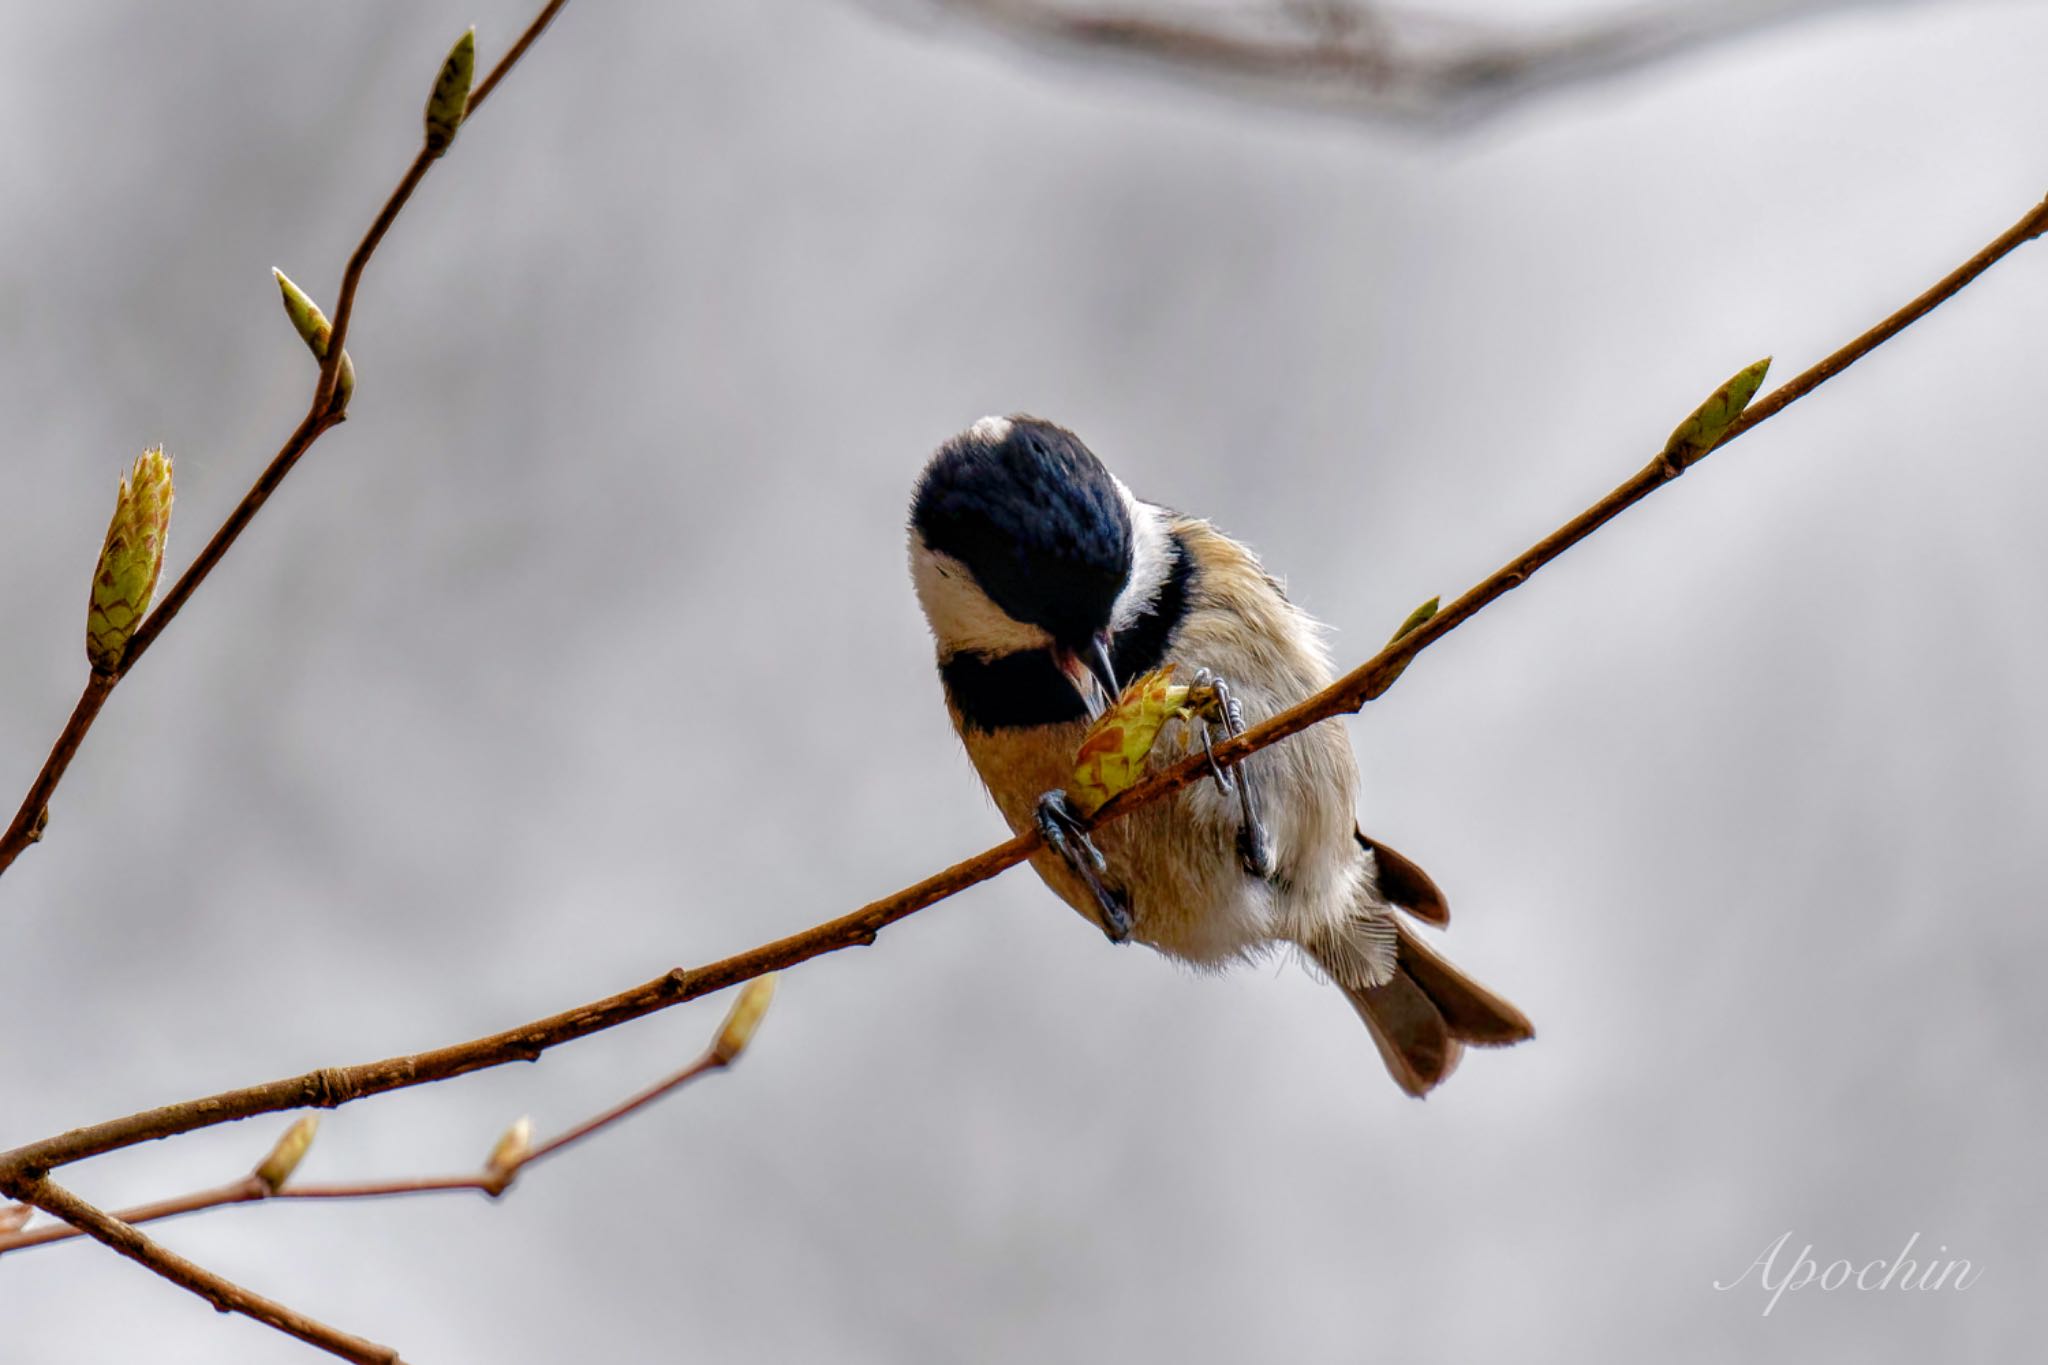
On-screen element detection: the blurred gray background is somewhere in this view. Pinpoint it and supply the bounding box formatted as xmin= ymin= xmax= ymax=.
xmin=3 ymin=1 xmax=2043 ymax=1360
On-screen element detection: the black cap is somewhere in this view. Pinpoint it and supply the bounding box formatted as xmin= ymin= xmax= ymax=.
xmin=911 ymin=416 xmax=1132 ymax=649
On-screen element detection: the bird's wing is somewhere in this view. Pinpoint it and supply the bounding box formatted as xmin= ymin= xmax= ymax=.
xmin=1355 ymin=828 xmax=1450 ymax=926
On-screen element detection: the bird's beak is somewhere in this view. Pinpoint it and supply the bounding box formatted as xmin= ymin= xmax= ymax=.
xmin=1086 ymin=634 xmax=1120 ymax=701
xmin=1056 ymin=633 xmax=1120 ymax=720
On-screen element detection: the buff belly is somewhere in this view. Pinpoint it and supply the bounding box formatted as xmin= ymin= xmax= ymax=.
xmin=956 ymin=685 xmax=1369 ymax=970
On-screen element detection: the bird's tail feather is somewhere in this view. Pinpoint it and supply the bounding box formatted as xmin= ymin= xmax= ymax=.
xmin=1327 ymin=919 xmax=1534 ymax=1098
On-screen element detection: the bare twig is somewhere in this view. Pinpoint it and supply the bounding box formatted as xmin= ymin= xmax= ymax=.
xmin=0 ymin=1176 xmax=404 ymax=1365
xmin=466 ymin=0 xmax=573 ymax=114
xmin=926 ymin=0 xmax=1933 ymax=126
xmin=5 ymin=191 xmax=2043 ymax=1184
xmin=514 ymin=1044 xmax=726 ymax=1173
xmin=0 ymin=1176 xmax=278 ymax=1254
xmin=0 ymin=0 xmax=573 ymax=881
xmin=0 ymin=978 xmax=775 ymax=1255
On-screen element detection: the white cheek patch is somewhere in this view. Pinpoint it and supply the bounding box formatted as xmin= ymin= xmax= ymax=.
xmin=1109 ymin=483 xmax=1172 ymax=635
xmin=909 ymin=538 xmax=1052 ymax=657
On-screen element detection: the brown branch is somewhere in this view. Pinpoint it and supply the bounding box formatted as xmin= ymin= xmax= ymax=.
xmin=1106 ymin=189 xmax=2048 ymax=806
xmin=0 ymin=1176 xmax=405 ymax=1365
xmin=0 ymin=1176 xmax=275 ymax=1253
xmin=516 ymin=1045 xmax=727 ymax=1172
xmin=4 ymin=190 xmax=2042 ymax=1184
xmin=311 ymin=153 xmax=430 ymax=417
xmin=931 ymin=0 xmax=1929 ymax=125
xmin=0 ymin=979 xmax=769 ymax=1256
xmin=0 ymin=671 xmax=115 ymax=864
xmin=466 ymin=0 xmax=573 ymax=115
xmin=0 ymin=0 xmax=572 ymax=881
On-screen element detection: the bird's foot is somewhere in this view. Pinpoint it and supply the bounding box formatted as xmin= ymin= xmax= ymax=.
xmin=1035 ymin=789 xmax=1132 ymax=943
xmin=1189 ymin=670 xmax=1276 ymax=879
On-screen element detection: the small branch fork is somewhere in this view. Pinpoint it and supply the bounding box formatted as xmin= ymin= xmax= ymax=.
xmin=0 ymin=976 xmax=772 ymax=1259
xmin=6 ymin=189 xmax=2044 ymax=1192
xmin=0 ymin=0 xmax=573 ymax=881
xmin=4 ymin=1178 xmax=406 ymax=1365
xmin=0 ymin=977 xmax=774 ymax=1365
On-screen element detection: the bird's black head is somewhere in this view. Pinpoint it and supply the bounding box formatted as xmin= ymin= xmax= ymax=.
xmin=910 ymin=415 xmax=1133 ymax=652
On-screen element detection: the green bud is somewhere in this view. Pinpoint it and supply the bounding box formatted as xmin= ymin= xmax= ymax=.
xmin=424 ymin=28 xmax=477 ymax=156
xmin=1662 ymin=357 xmax=1772 ymax=471
xmin=253 ymin=1116 xmax=320 ymax=1192
xmin=1384 ymin=596 xmax=1440 ymax=648
xmin=1375 ymin=595 xmax=1440 ymax=691
xmin=86 ymin=447 xmax=174 ymax=672
xmin=272 ymin=268 xmax=355 ymax=412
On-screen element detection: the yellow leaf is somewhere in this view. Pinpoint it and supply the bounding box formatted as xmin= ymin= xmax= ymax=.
xmin=1070 ymin=666 xmax=1218 ymax=814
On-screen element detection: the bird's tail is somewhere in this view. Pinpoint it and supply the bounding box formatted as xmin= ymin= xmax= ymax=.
xmin=1331 ymin=919 xmax=1534 ymax=1097
xmin=1316 ymin=833 xmax=1533 ymax=1097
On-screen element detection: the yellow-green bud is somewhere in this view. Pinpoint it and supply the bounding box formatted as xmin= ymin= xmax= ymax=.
xmin=1374 ymin=594 xmax=1439 ymax=691
xmin=86 ymin=447 xmax=174 ymax=672
xmin=485 ymin=1115 xmax=532 ymax=1180
xmin=424 ymin=28 xmax=477 ymax=156
xmin=253 ymin=1116 xmax=320 ymax=1192
xmin=712 ymin=975 xmax=778 ymax=1064
xmin=1662 ymin=357 xmax=1773 ymax=472
xmin=271 ymin=268 xmax=355 ymax=413
xmin=1384 ymin=596 xmax=1441 ymax=649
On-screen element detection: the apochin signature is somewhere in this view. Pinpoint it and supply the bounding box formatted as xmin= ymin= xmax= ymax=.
xmin=1715 ymin=1231 xmax=1982 ymax=1316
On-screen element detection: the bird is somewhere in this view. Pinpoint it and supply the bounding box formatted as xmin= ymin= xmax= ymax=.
xmin=908 ymin=414 xmax=1532 ymax=1095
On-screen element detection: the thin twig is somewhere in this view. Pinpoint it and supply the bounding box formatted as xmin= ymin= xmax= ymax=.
xmin=0 ymin=671 xmax=114 ymax=861
xmin=466 ymin=0 xmax=573 ymax=115
xmin=0 ymin=0 xmax=573 ymax=881
xmin=519 ymin=1047 xmax=726 ymax=1171
xmin=0 ymin=982 xmax=765 ymax=1260
xmin=0 ymin=1176 xmax=272 ymax=1253
xmin=313 ymin=150 xmax=430 ymax=417
xmin=0 ymin=1176 xmax=404 ymax=1365
xmin=4 ymin=191 xmax=2043 ymax=1182
xmin=0 ymin=1055 xmax=724 ymax=1250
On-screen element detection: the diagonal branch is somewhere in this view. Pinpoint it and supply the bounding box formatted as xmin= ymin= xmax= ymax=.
xmin=0 ymin=1176 xmax=404 ymax=1365
xmin=1107 ymin=189 xmax=2048 ymax=808
xmin=0 ymin=0 xmax=574 ymax=882
xmin=4 ymin=189 xmax=2042 ymax=1183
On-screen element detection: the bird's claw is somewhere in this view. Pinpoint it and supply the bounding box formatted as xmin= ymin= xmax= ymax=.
xmin=1189 ymin=669 xmax=1275 ymax=879
xmin=1035 ymin=789 xmax=1132 ymax=942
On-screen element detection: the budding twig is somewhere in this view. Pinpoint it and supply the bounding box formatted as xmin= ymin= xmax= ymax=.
xmin=0 ymin=977 xmax=777 ymax=1255
xmin=0 ymin=0 xmax=574 ymax=882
